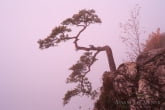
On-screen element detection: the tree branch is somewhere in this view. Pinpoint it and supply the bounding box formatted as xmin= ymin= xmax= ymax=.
xmin=38 ymin=9 xmax=117 ymax=105
xmin=71 ymin=25 xmax=116 ymax=71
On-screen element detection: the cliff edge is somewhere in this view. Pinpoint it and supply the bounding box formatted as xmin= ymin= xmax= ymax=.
xmin=94 ymin=48 xmax=165 ymax=110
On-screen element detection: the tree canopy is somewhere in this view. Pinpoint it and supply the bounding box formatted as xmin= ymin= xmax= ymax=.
xmin=38 ymin=9 xmax=116 ymax=105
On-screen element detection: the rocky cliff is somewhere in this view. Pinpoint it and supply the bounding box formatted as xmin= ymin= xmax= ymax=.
xmin=94 ymin=48 xmax=165 ymax=110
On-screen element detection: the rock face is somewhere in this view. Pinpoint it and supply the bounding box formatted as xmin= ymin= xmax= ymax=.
xmin=94 ymin=48 xmax=165 ymax=110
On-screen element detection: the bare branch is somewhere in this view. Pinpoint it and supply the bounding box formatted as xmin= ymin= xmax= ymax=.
xmin=120 ymin=4 xmax=145 ymax=61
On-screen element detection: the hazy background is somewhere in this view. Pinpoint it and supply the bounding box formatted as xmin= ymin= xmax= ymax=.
xmin=0 ymin=0 xmax=165 ymax=110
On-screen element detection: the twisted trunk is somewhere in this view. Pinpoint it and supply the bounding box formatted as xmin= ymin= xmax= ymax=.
xmin=104 ymin=45 xmax=116 ymax=71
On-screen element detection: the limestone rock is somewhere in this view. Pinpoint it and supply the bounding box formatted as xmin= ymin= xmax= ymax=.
xmin=94 ymin=48 xmax=165 ymax=110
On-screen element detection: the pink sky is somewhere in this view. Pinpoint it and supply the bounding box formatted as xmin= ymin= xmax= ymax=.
xmin=0 ymin=0 xmax=165 ymax=110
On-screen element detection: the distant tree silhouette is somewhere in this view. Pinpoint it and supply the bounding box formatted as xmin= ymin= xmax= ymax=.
xmin=120 ymin=4 xmax=145 ymax=61
xmin=144 ymin=28 xmax=165 ymax=51
xmin=38 ymin=9 xmax=116 ymax=105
